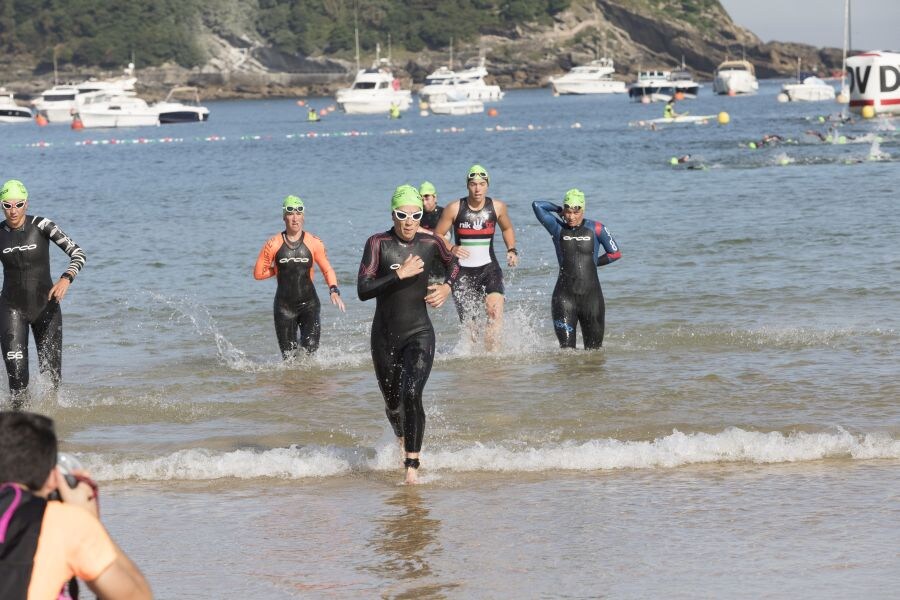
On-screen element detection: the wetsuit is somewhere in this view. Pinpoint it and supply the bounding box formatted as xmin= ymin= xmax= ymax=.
xmin=0 ymin=216 xmax=85 ymax=397
xmin=357 ymin=229 xmax=459 ymax=453
xmin=451 ymin=196 xmax=504 ymax=322
xmin=419 ymin=206 xmax=446 ymax=279
xmin=533 ymin=201 xmax=621 ymax=349
xmin=254 ymin=231 xmax=338 ymax=357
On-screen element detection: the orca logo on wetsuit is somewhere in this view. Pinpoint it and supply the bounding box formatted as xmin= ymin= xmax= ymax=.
xmin=3 ymin=244 xmax=37 ymax=254
xmin=278 ymin=257 xmax=310 ymax=263
xmin=562 ymin=236 xmax=590 ymax=242
xmin=390 ymin=264 xmax=401 ymax=270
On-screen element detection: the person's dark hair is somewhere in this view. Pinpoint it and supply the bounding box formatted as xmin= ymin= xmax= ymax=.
xmin=0 ymin=411 xmax=57 ymax=490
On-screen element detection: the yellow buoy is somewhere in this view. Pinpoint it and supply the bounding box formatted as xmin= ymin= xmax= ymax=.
xmin=717 ymin=111 xmax=730 ymax=125
xmin=861 ymin=105 xmax=875 ymax=119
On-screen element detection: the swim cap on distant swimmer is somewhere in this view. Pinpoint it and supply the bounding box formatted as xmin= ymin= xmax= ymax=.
xmin=563 ymin=188 xmax=585 ymax=209
xmin=282 ymin=195 xmax=304 ymax=210
xmin=466 ymin=164 xmax=489 ymax=183
xmin=391 ymin=184 xmax=423 ymax=210
xmin=418 ymin=181 xmax=436 ymax=197
xmin=0 ymin=179 xmax=28 ymax=202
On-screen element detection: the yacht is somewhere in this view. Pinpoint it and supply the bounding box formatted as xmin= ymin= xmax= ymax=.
xmin=549 ymin=58 xmax=627 ymax=95
xmin=0 ymin=89 xmax=33 ymax=123
xmin=628 ymin=70 xmax=674 ymax=102
xmin=335 ymin=58 xmax=412 ymax=115
xmin=154 ymin=86 xmax=210 ymax=123
xmin=32 ymin=64 xmax=138 ymax=123
xmin=669 ymin=63 xmax=701 ymax=98
xmin=419 ymin=57 xmax=503 ymax=102
xmin=74 ymin=91 xmax=159 ymax=128
xmin=712 ymin=60 xmax=759 ymax=95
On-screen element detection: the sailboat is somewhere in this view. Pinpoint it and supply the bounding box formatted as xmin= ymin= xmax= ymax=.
xmin=781 ymin=57 xmax=836 ymax=101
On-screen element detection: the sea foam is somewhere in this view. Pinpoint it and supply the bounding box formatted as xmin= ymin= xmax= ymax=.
xmin=79 ymin=427 xmax=900 ymax=482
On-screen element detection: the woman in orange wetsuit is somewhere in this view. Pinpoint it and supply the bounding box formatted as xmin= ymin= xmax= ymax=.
xmin=254 ymin=195 xmax=345 ymax=358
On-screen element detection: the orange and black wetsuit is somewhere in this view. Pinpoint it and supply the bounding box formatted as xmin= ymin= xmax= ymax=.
xmin=357 ymin=229 xmax=459 ymax=454
xmin=254 ymin=230 xmax=338 ymax=358
xmin=0 ymin=215 xmax=85 ymax=400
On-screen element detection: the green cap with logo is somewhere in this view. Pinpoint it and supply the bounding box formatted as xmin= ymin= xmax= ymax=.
xmin=563 ymin=188 xmax=585 ymax=209
xmin=391 ymin=184 xmax=423 ymax=210
xmin=282 ymin=195 xmax=304 ymax=211
xmin=0 ymin=180 xmax=28 ymax=202
xmin=466 ymin=164 xmax=489 ymax=183
xmin=418 ymin=181 xmax=436 ymax=197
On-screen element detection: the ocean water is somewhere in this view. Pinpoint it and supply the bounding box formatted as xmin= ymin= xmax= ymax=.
xmin=2 ymin=81 xmax=898 ymax=598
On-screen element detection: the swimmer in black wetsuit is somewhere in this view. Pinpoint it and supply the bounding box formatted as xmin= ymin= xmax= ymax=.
xmin=358 ymin=185 xmax=459 ymax=484
xmin=0 ymin=180 xmax=86 ymax=406
xmin=533 ymin=189 xmax=621 ymax=349
xmin=433 ymin=164 xmax=518 ymax=351
xmin=417 ymin=181 xmax=448 ymax=280
xmin=254 ymin=195 xmax=345 ymax=358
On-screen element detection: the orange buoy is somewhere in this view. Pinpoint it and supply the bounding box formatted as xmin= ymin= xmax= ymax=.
xmin=727 ymin=89 xmax=736 ymax=97
xmin=35 ymin=113 xmax=48 ymax=126
xmin=318 ymin=109 xmax=327 ymax=117
xmin=71 ymin=115 xmax=84 ymax=130
xmin=487 ymin=107 xmax=498 ymax=117
xmin=674 ymin=91 xmax=685 ymax=101
xmin=297 ymin=100 xmax=306 ymax=106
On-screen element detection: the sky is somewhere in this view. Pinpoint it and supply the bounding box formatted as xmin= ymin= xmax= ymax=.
xmin=719 ymin=0 xmax=898 ymax=51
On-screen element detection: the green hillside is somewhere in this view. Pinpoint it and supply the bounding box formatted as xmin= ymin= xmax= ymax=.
xmin=0 ymin=0 xmax=574 ymax=69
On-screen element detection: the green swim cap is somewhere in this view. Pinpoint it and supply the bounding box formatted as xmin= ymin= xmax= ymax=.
xmin=563 ymin=188 xmax=585 ymax=209
xmin=466 ymin=164 xmax=489 ymax=182
xmin=0 ymin=180 xmax=28 ymax=202
xmin=282 ymin=195 xmax=304 ymax=210
xmin=391 ymin=184 xmax=423 ymax=210
xmin=418 ymin=181 xmax=436 ymax=197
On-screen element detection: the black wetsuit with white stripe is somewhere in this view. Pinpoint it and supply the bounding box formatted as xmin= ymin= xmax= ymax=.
xmin=0 ymin=215 xmax=86 ymax=397
xmin=358 ymin=229 xmax=459 ymax=453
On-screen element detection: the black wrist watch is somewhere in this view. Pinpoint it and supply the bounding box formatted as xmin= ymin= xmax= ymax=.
xmin=60 ymin=273 xmax=74 ymax=283
xmin=507 ymin=248 xmax=518 ymax=255
xmin=329 ymin=285 xmax=340 ymax=295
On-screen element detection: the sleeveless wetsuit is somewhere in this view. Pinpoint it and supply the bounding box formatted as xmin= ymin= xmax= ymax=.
xmin=451 ymin=197 xmax=504 ymax=322
xmin=0 ymin=485 xmax=49 ymax=598
xmin=533 ymin=201 xmax=621 ymax=349
xmin=358 ymin=229 xmax=459 ymax=453
xmin=419 ymin=205 xmax=446 ymax=279
xmin=254 ymin=231 xmax=338 ymax=358
xmin=0 ymin=216 xmax=86 ymax=398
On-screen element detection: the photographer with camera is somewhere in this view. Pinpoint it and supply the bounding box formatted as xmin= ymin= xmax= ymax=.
xmin=0 ymin=411 xmax=151 ymax=600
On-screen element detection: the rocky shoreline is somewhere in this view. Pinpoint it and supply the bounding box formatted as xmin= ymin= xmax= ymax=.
xmin=1 ymin=0 xmax=847 ymax=102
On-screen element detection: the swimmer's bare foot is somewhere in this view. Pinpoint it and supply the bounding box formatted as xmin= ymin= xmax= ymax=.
xmin=404 ymin=457 xmax=420 ymax=485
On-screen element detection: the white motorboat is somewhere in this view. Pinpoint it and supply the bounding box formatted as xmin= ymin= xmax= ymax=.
xmin=0 ymin=89 xmax=33 ymax=123
xmin=428 ymin=91 xmax=484 ymax=115
xmin=713 ymin=60 xmax=759 ymax=95
xmin=336 ymin=58 xmax=412 ymax=115
xmin=549 ymin=58 xmax=627 ymax=95
xmin=32 ymin=63 xmax=137 ymax=123
xmin=669 ymin=63 xmax=701 ymax=98
xmin=628 ymin=70 xmax=674 ymax=102
xmin=419 ymin=57 xmax=504 ymax=102
xmin=154 ymin=86 xmax=210 ymax=123
xmin=782 ymin=77 xmax=836 ymax=102
xmin=74 ymin=91 xmax=159 ymax=128
xmin=848 ymin=50 xmax=900 ymax=116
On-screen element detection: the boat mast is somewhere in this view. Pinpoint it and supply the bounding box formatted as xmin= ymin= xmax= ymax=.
xmin=449 ymin=36 xmax=453 ymax=70
xmin=354 ymin=2 xmax=360 ymax=73
xmin=840 ymin=0 xmax=850 ymax=99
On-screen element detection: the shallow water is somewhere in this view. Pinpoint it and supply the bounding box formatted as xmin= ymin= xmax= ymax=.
xmin=2 ymin=81 xmax=898 ymax=597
